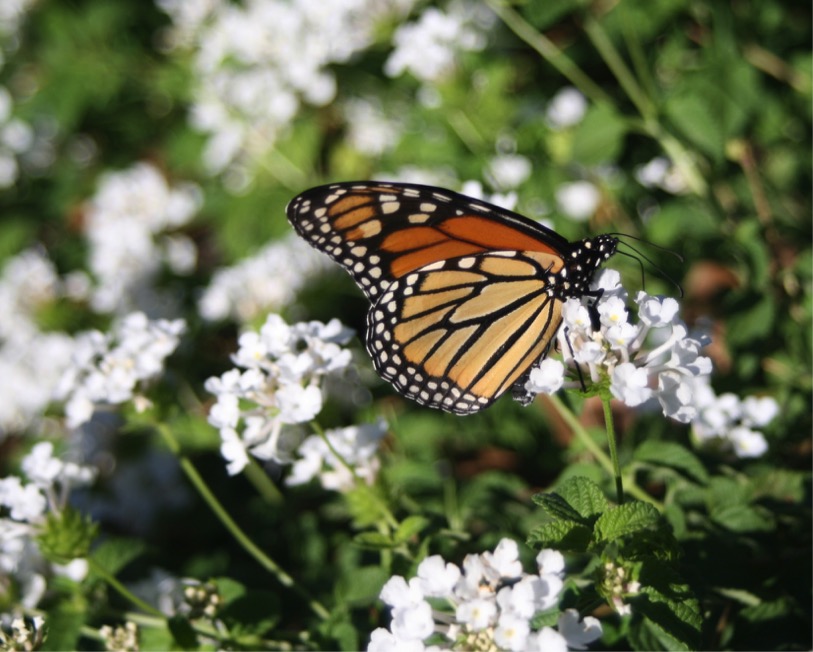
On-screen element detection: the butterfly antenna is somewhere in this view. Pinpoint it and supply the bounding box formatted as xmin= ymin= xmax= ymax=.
xmin=610 ymin=235 xmax=685 ymax=298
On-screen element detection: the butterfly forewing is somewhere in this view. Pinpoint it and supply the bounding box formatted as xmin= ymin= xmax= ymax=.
xmin=286 ymin=182 xmax=571 ymax=301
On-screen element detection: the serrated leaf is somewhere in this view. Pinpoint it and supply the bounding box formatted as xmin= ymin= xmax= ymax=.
xmin=633 ymin=441 xmax=709 ymax=484
xmin=629 ymin=614 xmax=691 ymax=652
xmin=632 ymin=560 xmax=702 ymax=650
xmin=594 ymin=502 xmax=661 ymax=544
xmin=532 ymin=492 xmax=589 ymax=524
xmin=394 ymin=515 xmax=429 ymax=543
xmin=555 ymin=476 xmax=610 ymax=518
xmin=528 ymin=520 xmax=592 ymax=551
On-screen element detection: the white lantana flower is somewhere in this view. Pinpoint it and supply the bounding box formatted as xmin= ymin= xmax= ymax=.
xmin=55 ymin=312 xmax=186 ymax=428
xmin=84 ymin=163 xmax=201 ymax=316
xmin=690 ymin=375 xmax=776 ymax=459
xmin=371 ymin=539 xmax=602 ymax=651
xmin=523 ymin=271 xmax=713 ymax=424
xmin=206 ymin=314 xmax=365 ymax=476
xmin=0 ymin=443 xmax=96 ymax=610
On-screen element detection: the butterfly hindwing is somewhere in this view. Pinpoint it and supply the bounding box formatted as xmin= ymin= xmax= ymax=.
xmin=366 ymin=250 xmax=564 ymax=414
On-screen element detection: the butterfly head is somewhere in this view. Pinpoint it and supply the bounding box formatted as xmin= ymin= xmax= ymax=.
xmin=556 ymin=234 xmax=619 ymax=299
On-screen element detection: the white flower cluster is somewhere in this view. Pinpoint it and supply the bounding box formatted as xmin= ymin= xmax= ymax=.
xmin=343 ymin=97 xmax=404 ymax=157
xmin=555 ymin=181 xmax=602 ymax=222
xmin=84 ymin=162 xmax=201 ymax=315
xmin=0 ymin=442 xmax=95 ymax=608
xmin=158 ymin=0 xmax=414 ymax=177
xmin=690 ymin=376 xmax=776 ymax=458
xmin=0 ymin=249 xmax=77 ymax=437
xmin=635 ymin=157 xmax=689 ymax=195
xmin=524 ymin=271 xmax=712 ymax=424
xmin=198 ymin=235 xmax=329 ymax=323
xmin=287 ymin=421 xmax=388 ymax=492
xmin=546 ymin=87 xmax=588 ymax=130
xmin=384 ymin=2 xmax=493 ymax=82
xmin=55 ymin=312 xmax=186 ymax=428
xmin=370 ymin=539 xmax=602 ymax=652
xmin=205 ymin=314 xmax=355 ymax=475
xmin=0 ymin=86 xmax=34 ymax=188
xmin=0 ymin=0 xmax=36 ymax=40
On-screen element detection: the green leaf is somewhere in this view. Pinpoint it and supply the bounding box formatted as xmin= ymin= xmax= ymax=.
xmin=633 ymin=441 xmax=709 ymax=484
xmin=219 ymin=590 xmax=281 ymax=637
xmin=40 ymin=603 xmax=84 ymax=652
xmin=394 ymin=515 xmax=429 ymax=543
xmin=709 ymin=503 xmax=775 ymax=533
xmin=532 ymin=492 xmax=590 ymax=524
xmin=90 ymin=537 xmax=146 ymax=577
xmin=166 ymin=616 xmax=198 ymax=650
xmin=594 ymin=502 xmax=661 ymax=544
xmin=353 ymin=532 xmax=396 ymax=550
xmin=632 ymin=565 xmax=702 ymax=651
xmin=528 ymin=520 xmax=592 ymax=551
xmin=555 ymin=476 xmax=610 ymax=518
xmin=663 ymin=90 xmax=725 ymax=161
xmin=337 ymin=565 xmax=389 ymax=605
xmin=571 ymin=102 xmax=628 ymax=165
xmin=212 ymin=577 xmax=247 ymax=604
xmin=345 ymin=485 xmax=391 ymax=528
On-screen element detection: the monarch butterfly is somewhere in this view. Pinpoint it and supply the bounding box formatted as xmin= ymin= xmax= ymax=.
xmin=287 ymin=181 xmax=618 ymax=415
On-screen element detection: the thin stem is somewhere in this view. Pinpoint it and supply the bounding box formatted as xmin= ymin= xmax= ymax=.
xmin=87 ymin=557 xmax=164 ymax=618
xmin=154 ymin=422 xmax=330 ymax=621
xmin=485 ymin=0 xmax=612 ymax=105
xmin=583 ymin=17 xmax=654 ymax=120
xmin=547 ymin=395 xmax=657 ymax=506
xmin=548 ymin=394 xmax=614 ymax=473
xmin=311 ymin=421 xmax=400 ymax=530
xmin=244 ymin=456 xmax=284 ymax=505
xmin=600 ymin=393 xmax=624 ymax=504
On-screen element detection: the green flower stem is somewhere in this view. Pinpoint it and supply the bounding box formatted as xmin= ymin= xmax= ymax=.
xmin=154 ymin=423 xmax=330 ymax=621
xmin=583 ymin=17 xmax=654 ymax=121
xmin=547 ymin=395 xmax=657 ymax=507
xmin=485 ymin=0 xmax=612 ymax=106
xmin=600 ymin=392 xmax=624 ymax=504
xmin=244 ymin=456 xmax=284 ymax=505
xmin=311 ymin=421 xmax=400 ymax=531
xmin=87 ymin=556 xmax=164 ymax=618
xmin=582 ymin=16 xmax=708 ymax=197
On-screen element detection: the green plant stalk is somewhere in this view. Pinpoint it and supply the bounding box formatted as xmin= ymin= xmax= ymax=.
xmin=311 ymin=420 xmax=400 ymax=531
xmin=87 ymin=556 xmax=164 ymax=619
xmin=244 ymin=456 xmax=284 ymax=505
xmin=484 ymin=0 xmax=612 ymax=106
xmin=547 ymin=394 xmax=656 ymax=506
xmin=583 ymin=17 xmax=654 ymax=121
xmin=582 ymin=16 xmax=708 ymax=196
xmin=155 ymin=423 xmax=330 ymax=621
xmin=600 ymin=392 xmax=624 ymax=504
